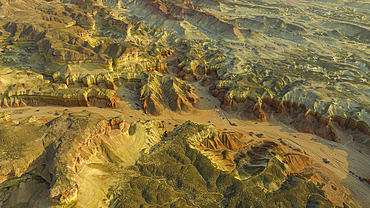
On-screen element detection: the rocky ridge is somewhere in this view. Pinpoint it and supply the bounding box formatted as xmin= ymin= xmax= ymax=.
xmin=3 ymin=0 xmax=369 ymax=139
xmin=0 ymin=0 xmax=197 ymax=114
xmin=0 ymin=112 xmax=345 ymax=207
xmin=0 ymin=111 xmax=164 ymax=206
xmin=174 ymin=37 xmax=370 ymax=146
xmin=123 ymin=0 xmax=370 ymax=146
xmin=108 ymin=120 xmax=347 ymax=207
xmin=0 ymin=0 xmax=369 ymax=206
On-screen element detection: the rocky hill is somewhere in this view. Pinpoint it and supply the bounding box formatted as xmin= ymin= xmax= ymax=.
xmin=0 ymin=113 xmax=345 ymax=207
xmin=0 ymin=0 xmax=370 ymax=207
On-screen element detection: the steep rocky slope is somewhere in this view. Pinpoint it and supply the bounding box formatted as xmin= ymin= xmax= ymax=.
xmin=125 ymin=0 xmax=370 ymax=145
xmin=0 ymin=0 xmax=196 ymax=114
xmin=0 ymin=111 xmax=164 ymax=207
xmin=0 ymin=0 xmax=369 ymax=207
xmin=2 ymin=0 xmax=370 ymax=138
xmin=1 ymin=114 xmax=349 ymax=207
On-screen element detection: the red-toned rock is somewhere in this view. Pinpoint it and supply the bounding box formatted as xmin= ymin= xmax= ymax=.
xmin=203 ymin=132 xmax=247 ymax=151
xmin=285 ymin=153 xmax=314 ymax=173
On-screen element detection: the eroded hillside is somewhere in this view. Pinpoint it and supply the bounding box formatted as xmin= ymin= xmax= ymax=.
xmin=0 ymin=0 xmax=370 ymax=207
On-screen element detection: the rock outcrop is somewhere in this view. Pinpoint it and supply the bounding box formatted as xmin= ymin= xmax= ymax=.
xmin=209 ymin=79 xmax=370 ymax=144
xmin=0 ymin=68 xmax=118 ymax=108
xmin=106 ymin=16 xmax=132 ymax=34
xmin=0 ymin=115 xmax=358 ymax=207
xmin=140 ymin=71 xmax=198 ymax=116
xmin=283 ymin=151 xmax=358 ymax=207
xmin=0 ymin=112 xmax=11 ymax=122
xmin=202 ymin=131 xmax=247 ymax=151
xmin=0 ymin=112 xmax=164 ymax=206
xmin=1 ymin=68 xmax=199 ymax=116
xmin=0 ymin=0 xmax=169 ymax=71
xmin=172 ymin=40 xmax=370 ymax=145
xmin=132 ymin=0 xmax=244 ymax=39
xmin=107 ymin=121 xmax=336 ymax=207
xmin=0 ymin=0 xmax=369 ymax=207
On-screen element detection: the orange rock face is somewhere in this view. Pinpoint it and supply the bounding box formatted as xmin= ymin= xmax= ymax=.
xmin=200 ymin=131 xmax=250 ymax=171
xmin=285 ymin=153 xmax=314 ymax=173
xmin=212 ymin=88 xmax=341 ymax=141
xmin=202 ymin=132 xmax=247 ymax=151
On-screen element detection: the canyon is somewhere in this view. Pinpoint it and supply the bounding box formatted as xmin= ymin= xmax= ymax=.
xmin=0 ymin=0 xmax=370 ymax=207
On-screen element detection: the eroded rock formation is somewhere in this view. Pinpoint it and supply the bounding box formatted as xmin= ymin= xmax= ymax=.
xmin=0 ymin=0 xmax=369 ymax=206
xmin=0 ymin=113 xmax=361 ymax=207
xmin=140 ymin=71 xmax=198 ymax=116
xmin=107 ymin=121 xmax=338 ymax=207
xmin=0 ymin=112 xmax=164 ymax=206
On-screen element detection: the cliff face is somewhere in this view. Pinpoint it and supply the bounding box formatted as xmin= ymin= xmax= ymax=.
xmin=0 ymin=68 xmax=118 ymax=108
xmin=210 ymin=80 xmax=370 ymax=145
xmin=106 ymin=17 xmax=132 ymax=34
xmin=1 ymin=67 xmax=200 ymax=117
